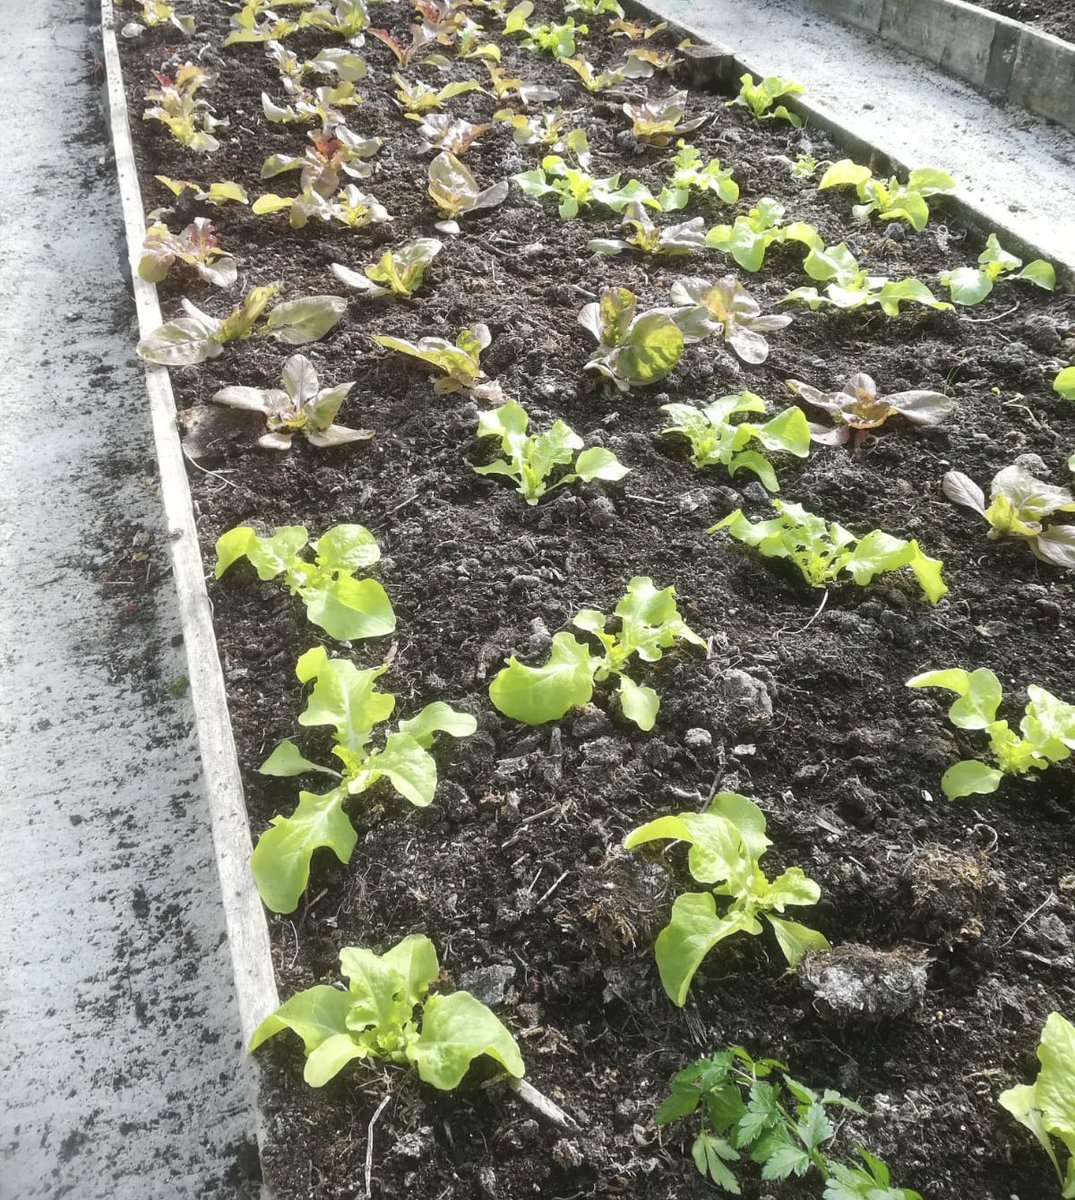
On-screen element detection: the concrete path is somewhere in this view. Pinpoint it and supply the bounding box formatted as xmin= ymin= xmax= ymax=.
xmin=649 ymin=0 xmax=1075 ymax=273
xmin=0 ymin=2 xmax=262 ymax=1197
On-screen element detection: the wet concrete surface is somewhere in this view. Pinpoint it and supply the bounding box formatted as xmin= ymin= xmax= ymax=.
xmin=0 ymin=2 xmax=261 ymax=1196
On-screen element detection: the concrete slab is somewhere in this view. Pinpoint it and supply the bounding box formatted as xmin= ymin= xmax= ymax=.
xmin=0 ymin=2 xmax=262 ymax=1197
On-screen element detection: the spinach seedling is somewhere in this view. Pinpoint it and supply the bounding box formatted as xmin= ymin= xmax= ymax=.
xmin=372 ymin=323 xmax=491 ymax=394
xmin=943 ymin=465 xmax=1075 ymax=568
xmin=138 ymin=219 xmax=236 ymax=288
xmin=252 ymin=647 xmax=474 ymax=911
xmin=154 ymin=176 xmax=249 ymax=206
xmin=143 ymin=64 xmax=226 ymax=152
xmin=662 ymin=392 xmax=810 ymax=491
xmin=121 ymin=0 xmax=194 ymax=38
xmin=659 ymin=140 xmax=738 ymax=210
xmin=588 ymin=202 xmax=707 ymax=257
xmin=490 ymin=576 xmax=705 ymax=730
xmin=580 ymin=286 xmax=685 ymax=391
xmin=941 ymin=233 xmax=1056 ymax=305
xmin=625 ymin=793 xmax=829 ymax=1004
xmin=252 ymin=183 xmax=390 ymax=229
xmin=475 ymin=398 xmax=628 ymax=504
xmin=212 ymin=354 xmax=372 ymax=451
xmin=251 ymin=934 xmax=522 ymax=1087
xmin=667 ymin=275 xmax=792 ymax=364
xmin=514 ymin=156 xmax=656 ymax=220
xmin=332 ymin=237 xmax=443 ymax=298
xmin=261 ymin=127 xmax=382 ymax=194
xmin=787 ymin=372 xmax=952 ymax=446
xmin=819 ymin=160 xmax=955 ymax=231
xmin=784 ymin=241 xmax=952 ymax=316
xmin=428 ymin=152 xmax=509 ymax=233
xmin=712 ymin=501 xmax=948 ymax=602
xmin=908 ymin=668 xmax=1075 ymax=799
xmin=658 ymin=1048 xmax=921 ymax=1198
xmin=727 ymin=73 xmax=804 ymax=125
xmin=1000 ymin=1012 xmax=1075 ymax=1196
xmin=705 ymin=197 xmax=821 ymax=272
xmin=214 ymin=524 xmax=395 ymax=642
xmin=623 ymin=90 xmax=708 ymax=146
xmin=137 ymin=285 xmax=347 ymax=367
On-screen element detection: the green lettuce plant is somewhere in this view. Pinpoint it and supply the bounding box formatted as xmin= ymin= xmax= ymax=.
xmin=561 ymin=56 xmax=627 ymax=93
xmin=265 ymin=41 xmax=367 ymax=94
xmin=727 ymin=72 xmax=804 ymax=125
xmin=490 ymin=576 xmax=705 ymax=730
xmin=786 ymin=372 xmax=952 ymax=446
xmin=137 ymin=285 xmax=346 ymax=367
xmin=588 ymin=202 xmax=707 ymax=257
xmin=225 ymin=5 xmax=300 ymax=46
xmin=513 ymin=155 xmax=655 ymax=220
xmin=625 ymin=793 xmax=829 ymax=1005
xmin=659 ymin=140 xmax=738 ymax=210
xmin=943 ymin=465 xmax=1075 ymax=568
xmin=504 ymin=1 xmax=588 ymax=56
xmin=712 ymin=501 xmax=948 ymax=602
xmin=941 ymin=233 xmax=1056 ymax=305
xmin=261 ymin=82 xmax=363 ymax=126
xmin=705 ymin=197 xmax=820 ymax=272
xmin=251 ymin=647 xmax=475 ymax=911
xmin=138 ymin=219 xmax=236 ymax=288
xmin=475 ymin=397 xmax=628 ymax=504
xmin=417 ymin=114 xmax=491 ymax=155
xmin=658 ymin=1048 xmax=920 ymax=1198
xmin=332 ymin=238 xmax=443 ymax=297
xmin=623 ymin=90 xmax=707 ymax=145
xmin=212 ymin=354 xmax=372 ymax=450
xmin=908 ymin=668 xmax=1075 ymax=800
xmin=154 ymin=176 xmax=250 ymax=206
xmin=661 ymin=392 xmax=810 ymax=491
xmin=819 ymin=160 xmax=955 ymax=231
xmin=120 ymin=0 xmax=194 ymax=37
xmin=1055 ymin=367 xmax=1075 ymax=401
xmin=298 ymin=0 xmax=370 ymax=42
xmin=579 ymin=286 xmax=685 ymax=390
xmin=1000 ymin=1012 xmax=1075 ymax=1196
xmin=428 ymin=152 xmax=509 ymax=232
xmin=214 ymin=523 xmax=395 ymax=641
xmin=392 ymin=73 xmax=481 ymax=114
xmin=260 ymin=127 xmax=382 ymax=194
xmin=252 ymin=183 xmax=390 ymax=229
xmin=143 ymin=64 xmax=226 ymax=151
xmin=667 ymin=275 xmax=792 ymax=364
xmin=784 ymin=242 xmax=952 ymax=316
xmin=565 ymin=0 xmax=622 ymax=14
xmin=483 ymin=62 xmax=559 ymax=104
xmin=251 ymin=934 xmax=522 ymax=1088
xmin=372 ymin=323 xmax=491 ymax=394
xmin=609 ymin=16 xmax=667 ymax=39
xmin=494 ymin=110 xmax=589 ymax=162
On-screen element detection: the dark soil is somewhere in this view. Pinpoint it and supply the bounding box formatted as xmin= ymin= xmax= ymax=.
xmin=969 ymin=0 xmax=1075 ymax=42
xmin=117 ymin=4 xmax=1075 ymax=1199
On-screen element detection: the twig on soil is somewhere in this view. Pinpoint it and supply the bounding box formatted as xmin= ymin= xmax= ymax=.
xmin=500 ymin=802 xmax=567 ymax=848
xmin=963 ymin=302 xmax=1019 ymax=324
xmin=505 ymin=1077 xmax=581 ymax=1132
xmin=182 ymin=451 xmax=245 ymax=492
xmin=774 ymin=589 xmax=829 ymax=639
xmin=365 ymin=1092 xmax=392 ymax=1198
xmin=971 ymin=822 xmax=999 ymax=853
xmin=536 ymin=870 xmax=569 ymax=906
xmin=384 ymin=492 xmax=420 ymax=516
xmin=625 ymin=492 xmax=671 ymax=506
xmin=1001 ymin=891 xmax=1054 ymax=947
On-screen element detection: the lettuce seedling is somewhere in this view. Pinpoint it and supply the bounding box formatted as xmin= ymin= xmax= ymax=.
xmin=565 ymin=0 xmax=622 ymax=14
xmin=225 ymin=3 xmax=299 ymax=46
xmin=250 ymin=933 xmax=523 ymax=1089
xmin=819 ymin=160 xmax=955 ymax=231
xmin=609 ymin=17 xmax=667 ymax=39
xmin=120 ymin=0 xmax=194 ymax=38
xmin=505 ymin=2 xmax=588 ymax=56
xmin=212 ymin=354 xmax=372 ymax=450
xmin=727 ymin=72 xmax=805 ymax=125
xmin=657 ymin=1049 xmax=920 ymax=1198
xmin=475 ymin=397 xmax=628 ymax=504
xmin=143 ymin=65 xmax=226 ymax=152
xmin=667 ymin=275 xmax=792 ymax=364
xmin=332 ymin=238 xmax=443 ymax=298
xmin=138 ymin=219 xmax=237 ymax=288
xmin=427 ymin=152 xmax=509 ymax=232
xmin=372 ymin=323 xmax=490 ymax=394
xmin=513 ymin=155 xmax=655 ymax=220
xmin=661 ymin=392 xmax=810 ymax=491
xmin=392 ymin=73 xmax=481 ymax=114
xmin=787 ymin=372 xmax=952 ymax=446
xmin=1056 ymin=367 xmax=1075 ymax=401
xmin=215 ymin=523 xmax=395 ymax=643
xmin=137 ymin=285 xmax=346 ymax=367
xmin=490 ymin=576 xmax=704 ymax=730
xmin=712 ymin=501 xmax=948 ymax=602
xmin=483 ymin=62 xmax=559 ymax=105
xmin=623 ymin=90 xmax=707 ymax=146
xmin=658 ymin=140 xmax=738 ymax=210
xmin=154 ymin=176 xmax=249 ymax=206
xmin=705 ymin=197 xmax=821 ymax=272
xmin=561 ymin=56 xmax=627 ymax=93
xmin=494 ymin=109 xmax=589 ymax=163
xmin=579 ymin=286 xmax=685 ymax=391
xmin=368 ymin=22 xmax=438 ymax=67
xmin=417 ymin=114 xmax=491 ymax=155
xmin=261 ymin=127 xmax=382 ymax=194
xmin=908 ymin=668 xmax=1075 ymax=799
xmin=265 ymin=41 xmax=367 ymax=95
xmin=252 ymin=647 xmax=473 ymax=910
xmin=252 ymin=183 xmax=390 ymax=229
xmin=1000 ymin=1012 xmax=1075 ymax=1195
xmin=943 ymin=465 xmax=1075 ymax=568
xmin=298 ymin=0 xmax=370 ymax=42
xmin=941 ymin=233 xmax=1056 ymax=305
xmin=790 ymin=151 xmax=819 ymax=179
xmin=588 ymin=202 xmax=707 ymax=257
xmin=784 ymin=241 xmax=952 ymax=316
xmin=625 ymin=793 xmax=829 ymax=1004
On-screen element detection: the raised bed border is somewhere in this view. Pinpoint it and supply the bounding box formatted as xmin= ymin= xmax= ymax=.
xmin=803 ymin=0 xmax=1075 ymax=135
xmin=96 ymin=0 xmax=1072 ymax=1189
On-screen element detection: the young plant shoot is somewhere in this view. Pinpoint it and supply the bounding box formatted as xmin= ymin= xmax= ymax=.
xmin=819 ymin=160 xmax=956 ymax=231
xmin=579 ymin=287 xmax=685 ymax=391
xmin=372 ymin=323 xmax=491 ymax=394
xmin=154 ymin=175 xmax=250 ymax=207
xmin=667 ymin=275 xmax=792 ymax=364
xmin=489 ymin=577 xmax=705 ymax=730
xmin=143 ymin=64 xmax=225 ymax=152
xmin=588 ymin=202 xmax=707 ymax=257
xmin=428 ymin=152 xmax=509 ymax=232
xmin=1056 ymin=367 xmax=1075 ymax=401
xmin=214 ymin=524 xmax=395 ymax=642
xmin=392 ymin=73 xmax=481 ymax=114
xmin=417 ymin=114 xmax=491 ymax=155
xmin=250 ymin=934 xmax=523 ymax=1088
xmin=475 ymin=398 xmax=628 ymax=504
xmin=121 ymin=0 xmax=195 ymax=38
xmin=712 ymin=502 xmax=948 ymax=602
xmin=727 ymin=72 xmax=804 ymax=125
xmin=942 ymin=465 xmax=1075 ymax=568
xmin=252 ymin=647 xmax=475 ymax=911
xmin=623 ymin=90 xmax=707 ymax=146
xmin=787 ymin=372 xmax=952 ymax=446
xmin=659 ymin=140 xmax=738 ymax=210
xmin=260 ymin=127 xmax=382 ymax=194
xmin=624 ymin=793 xmax=829 ymax=1004
xmin=514 ymin=155 xmax=656 ymax=220
xmin=941 ymin=233 xmax=1055 ymax=305
xmin=661 ymin=392 xmax=810 ymax=491
xmin=784 ymin=241 xmax=952 ymax=316
xmin=251 ymin=183 xmax=390 ymax=229
xmin=138 ymin=219 xmax=237 ymax=288
xmin=705 ymin=197 xmax=820 ymax=272
xmin=332 ymin=238 xmax=443 ymax=298
xmin=907 ymin=668 xmax=1075 ymax=799
xmin=212 ymin=354 xmax=372 ymax=450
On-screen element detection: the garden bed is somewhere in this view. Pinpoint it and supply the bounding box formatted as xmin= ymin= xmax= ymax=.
xmin=970 ymin=0 xmax=1075 ymax=43
xmin=115 ymin=3 xmax=1074 ymax=1197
